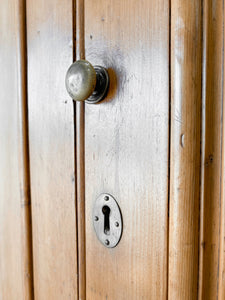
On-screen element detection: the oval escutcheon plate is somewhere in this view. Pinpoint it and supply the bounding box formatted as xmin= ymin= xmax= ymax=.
xmin=93 ymin=193 xmax=123 ymax=248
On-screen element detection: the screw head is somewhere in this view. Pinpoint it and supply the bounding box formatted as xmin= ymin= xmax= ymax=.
xmin=94 ymin=216 xmax=99 ymax=221
xmin=105 ymin=239 xmax=110 ymax=246
xmin=115 ymin=222 xmax=119 ymax=227
xmin=104 ymin=195 xmax=109 ymax=201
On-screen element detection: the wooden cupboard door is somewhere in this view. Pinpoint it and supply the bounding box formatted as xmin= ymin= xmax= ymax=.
xmin=26 ymin=0 xmax=78 ymax=299
xmin=3 ymin=0 xmax=225 ymax=298
xmin=83 ymin=0 xmax=170 ymax=299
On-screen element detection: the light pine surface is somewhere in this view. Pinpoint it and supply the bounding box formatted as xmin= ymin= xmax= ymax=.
xmin=26 ymin=0 xmax=78 ymax=298
xmin=0 ymin=0 xmax=33 ymax=299
xmin=84 ymin=0 xmax=170 ymax=299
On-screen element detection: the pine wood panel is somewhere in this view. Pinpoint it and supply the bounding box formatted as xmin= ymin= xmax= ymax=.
xmin=0 ymin=0 xmax=33 ymax=299
xmin=26 ymin=0 xmax=78 ymax=298
xmin=84 ymin=0 xmax=170 ymax=299
xmin=169 ymin=1 xmax=202 ymax=299
xmin=198 ymin=0 xmax=224 ymax=299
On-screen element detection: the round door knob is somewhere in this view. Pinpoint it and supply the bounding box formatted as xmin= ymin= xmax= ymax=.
xmin=65 ymin=60 xmax=109 ymax=104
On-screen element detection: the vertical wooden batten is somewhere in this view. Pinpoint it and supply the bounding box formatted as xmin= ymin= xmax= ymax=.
xmin=198 ymin=0 xmax=224 ymax=299
xmin=0 ymin=0 xmax=33 ymax=298
xmin=26 ymin=0 xmax=78 ymax=298
xmin=219 ymin=29 xmax=225 ymax=298
xmin=218 ymin=1 xmax=225 ymax=299
xmin=169 ymin=1 xmax=202 ymax=299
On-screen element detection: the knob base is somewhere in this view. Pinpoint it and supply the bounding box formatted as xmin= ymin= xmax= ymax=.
xmin=85 ymin=66 xmax=109 ymax=104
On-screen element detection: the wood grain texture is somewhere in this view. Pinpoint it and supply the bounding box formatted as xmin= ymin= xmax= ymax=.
xmin=26 ymin=0 xmax=78 ymax=298
xmin=169 ymin=1 xmax=202 ymax=299
xmin=84 ymin=0 xmax=169 ymax=299
xmin=219 ymin=32 xmax=225 ymax=299
xmin=198 ymin=0 xmax=224 ymax=299
xmin=0 ymin=0 xmax=33 ymax=299
xmin=218 ymin=1 xmax=225 ymax=298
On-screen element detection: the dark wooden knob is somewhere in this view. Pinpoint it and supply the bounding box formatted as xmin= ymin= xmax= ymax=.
xmin=65 ymin=59 xmax=109 ymax=104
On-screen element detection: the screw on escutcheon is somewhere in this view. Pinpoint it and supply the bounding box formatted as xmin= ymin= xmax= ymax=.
xmin=104 ymin=195 xmax=109 ymax=201
xmin=105 ymin=239 xmax=110 ymax=246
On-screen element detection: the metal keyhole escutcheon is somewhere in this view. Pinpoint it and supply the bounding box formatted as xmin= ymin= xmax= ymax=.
xmin=93 ymin=194 xmax=123 ymax=248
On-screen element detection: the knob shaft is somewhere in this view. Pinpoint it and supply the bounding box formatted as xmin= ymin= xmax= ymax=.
xmin=65 ymin=60 xmax=109 ymax=104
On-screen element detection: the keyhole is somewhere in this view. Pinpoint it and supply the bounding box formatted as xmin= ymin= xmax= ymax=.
xmin=102 ymin=205 xmax=111 ymax=235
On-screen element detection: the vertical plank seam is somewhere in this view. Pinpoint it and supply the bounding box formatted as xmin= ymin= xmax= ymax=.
xmin=17 ymin=0 xmax=34 ymax=298
xmin=75 ymin=0 xmax=86 ymax=299
xmin=194 ymin=0 xmax=204 ymax=297
xmin=198 ymin=0 xmax=205 ymax=299
xmin=72 ymin=0 xmax=79 ymax=298
xmin=198 ymin=0 xmax=206 ymax=297
xmin=167 ymin=0 xmax=172 ymax=298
